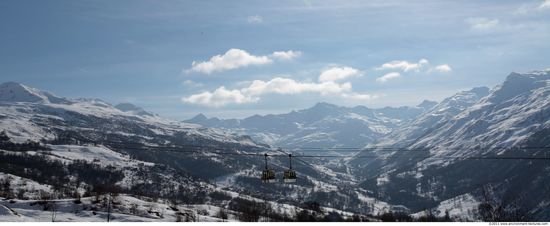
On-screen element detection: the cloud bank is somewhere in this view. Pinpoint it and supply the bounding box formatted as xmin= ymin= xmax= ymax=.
xmin=187 ymin=49 xmax=300 ymax=74
xmin=182 ymin=66 xmax=374 ymax=107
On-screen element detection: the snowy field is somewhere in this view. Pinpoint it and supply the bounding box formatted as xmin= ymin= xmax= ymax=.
xmin=0 ymin=195 xmax=234 ymax=222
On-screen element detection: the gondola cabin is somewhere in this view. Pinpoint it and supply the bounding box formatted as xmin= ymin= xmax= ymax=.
xmin=283 ymin=170 xmax=297 ymax=183
xmin=261 ymin=169 xmax=277 ymax=183
xmin=261 ymin=153 xmax=277 ymax=183
xmin=283 ymin=153 xmax=297 ymax=183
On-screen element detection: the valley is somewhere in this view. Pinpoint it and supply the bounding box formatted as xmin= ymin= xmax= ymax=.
xmin=1 ymin=69 xmax=550 ymax=221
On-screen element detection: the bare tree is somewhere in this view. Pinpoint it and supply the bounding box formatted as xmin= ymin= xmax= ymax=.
xmin=217 ymin=208 xmax=228 ymax=222
xmin=175 ymin=213 xmax=183 ymax=222
xmin=51 ymin=201 xmax=58 ymax=222
xmin=477 ymin=185 xmax=530 ymax=221
xmin=1 ymin=177 xmax=12 ymax=199
xmin=49 ymin=191 xmax=58 ymax=222
xmin=129 ymin=204 xmax=138 ymax=215
xmin=106 ymin=193 xmax=111 ymax=222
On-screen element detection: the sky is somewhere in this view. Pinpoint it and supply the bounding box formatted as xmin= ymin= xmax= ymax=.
xmin=1 ymin=0 xmax=550 ymax=119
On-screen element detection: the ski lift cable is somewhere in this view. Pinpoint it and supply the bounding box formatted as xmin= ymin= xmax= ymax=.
xmin=95 ymin=140 xmax=550 ymax=153
xmin=99 ymin=140 xmax=550 ymax=153
xmin=278 ymin=146 xmax=550 ymax=152
xmin=98 ymin=141 xmax=550 ymax=160
xmin=271 ymin=148 xmax=319 ymax=170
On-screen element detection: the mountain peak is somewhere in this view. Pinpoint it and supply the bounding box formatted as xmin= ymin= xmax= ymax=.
xmin=417 ymin=100 xmax=438 ymax=110
xmin=311 ymin=102 xmax=339 ymax=110
xmin=115 ymin=103 xmax=155 ymax=116
xmin=506 ymin=70 xmax=550 ymax=81
xmin=190 ymin=113 xmax=208 ymax=121
xmin=468 ymin=86 xmax=490 ymax=97
xmin=0 ymin=82 xmax=70 ymax=104
xmin=1 ymin=81 xmax=25 ymax=87
xmin=0 ymin=82 xmax=45 ymax=103
xmin=489 ymin=70 xmax=550 ymax=103
xmin=183 ymin=113 xmax=230 ymax=127
xmin=300 ymin=102 xmax=343 ymax=117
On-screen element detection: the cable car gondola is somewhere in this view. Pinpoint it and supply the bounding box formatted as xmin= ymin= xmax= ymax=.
xmin=283 ymin=154 xmax=297 ymax=183
xmin=261 ymin=153 xmax=276 ymax=183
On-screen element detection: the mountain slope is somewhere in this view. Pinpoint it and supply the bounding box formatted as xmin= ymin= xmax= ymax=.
xmin=0 ymin=82 xmax=393 ymax=220
xmin=351 ymin=69 xmax=550 ymax=220
xmin=411 ymin=70 xmax=550 ymax=157
xmin=115 ymin=103 xmax=156 ymax=117
xmin=0 ymin=82 xmax=71 ymax=104
xmin=376 ymin=86 xmax=490 ymax=147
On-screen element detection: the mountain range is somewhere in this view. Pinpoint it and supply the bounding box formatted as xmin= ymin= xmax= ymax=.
xmin=185 ymin=100 xmax=438 ymax=148
xmin=185 ymin=69 xmax=550 ymax=220
xmin=0 ymin=81 xmax=392 ymax=221
xmin=1 ymin=69 xmax=550 ymax=221
xmin=354 ymin=70 xmax=550 ymax=220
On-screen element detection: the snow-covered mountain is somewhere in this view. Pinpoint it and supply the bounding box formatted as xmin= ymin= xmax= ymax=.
xmin=350 ymin=69 xmax=550 ymax=220
xmin=185 ymin=102 xmax=436 ymax=148
xmin=0 ymin=83 xmax=259 ymax=146
xmin=376 ymin=86 xmax=490 ymax=147
xmin=409 ymin=70 xmax=550 ymax=159
xmin=0 ymin=82 xmax=394 ymax=221
xmin=114 ymin=103 xmax=156 ymax=117
xmin=0 ymin=82 xmax=72 ymax=104
xmin=3 ymin=68 xmax=550 ymax=221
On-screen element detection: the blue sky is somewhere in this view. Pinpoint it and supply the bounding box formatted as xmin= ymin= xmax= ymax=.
xmin=1 ymin=0 xmax=550 ymax=119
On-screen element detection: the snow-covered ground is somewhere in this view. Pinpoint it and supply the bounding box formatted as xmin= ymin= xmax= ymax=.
xmin=0 ymin=195 xmax=233 ymax=222
xmin=355 ymin=190 xmax=392 ymax=215
xmin=0 ymin=173 xmax=52 ymax=200
xmin=45 ymin=144 xmax=154 ymax=168
xmin=412 ymin=193 xmax=480 ymax=221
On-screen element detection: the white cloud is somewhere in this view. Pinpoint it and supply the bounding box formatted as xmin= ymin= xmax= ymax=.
xmin=247 ymin=15 xmax=263 ymax=24
xmin=182 ymin=80 xmax=203 ymax=87
xmin=514 ymin=4 xmax=533 ymax=15
xmin=465 ymin=17 xmax=499 ymax=30
xmin=376 ymin=72 xmax=401 ymax=83
xmin=341 ymin=93 xmax=377 ymax=101
xmin=182 ymin=86 xmax=258 ymax=107
xmin=188 ymin=49 xmax=272 ymax=74
xmin=318 ymin=66 xmax=361 ymax=82
xmin=183 ymin=67 xmax=374 ymax=107
xmin=540 ymin=0 xmax=550 ymax=9
xmin=432 ymin=64 xmax=452 ymax=73
xmin=514 ymin=1 xmax=550 ymax=14
xmin=374 ymin=62 xmax=451 ymax=83
xmin=376 ymin=58 xmax=452 ymax=77
xmin=271 ymin=50 xmax=302 ymax=60
xmin=187 ymin=49 xmax=301 ymax=74
xmin=377 ymin=59 xmax=428 ymax=72
xmin=243 ymin=77 xmax=352 ymax=96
